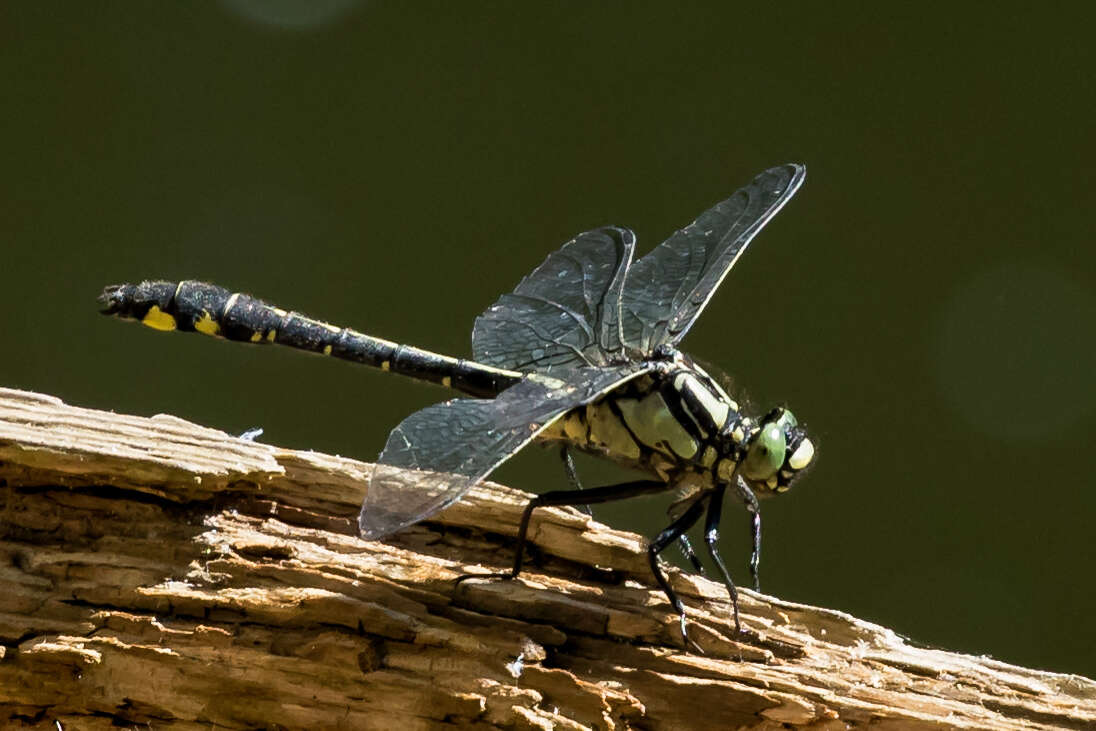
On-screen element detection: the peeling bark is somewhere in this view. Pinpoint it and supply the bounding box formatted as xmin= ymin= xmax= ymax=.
xmin=0 ymin=387 xmax=1092 ymax=730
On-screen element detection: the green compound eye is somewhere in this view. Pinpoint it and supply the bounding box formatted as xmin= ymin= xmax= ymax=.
xmin=774 ymin=409 xmax=797 ymax=432
xmin=742 ymin=423 xmax=787 ymax=481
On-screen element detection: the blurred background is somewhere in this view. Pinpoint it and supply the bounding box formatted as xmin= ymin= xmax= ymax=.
xmin=3 ymin=3 xmax=1094 ymax=677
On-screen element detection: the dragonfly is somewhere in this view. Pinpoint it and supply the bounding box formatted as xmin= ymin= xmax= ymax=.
xmin=99 ymin=163 xmax=814 ymax=647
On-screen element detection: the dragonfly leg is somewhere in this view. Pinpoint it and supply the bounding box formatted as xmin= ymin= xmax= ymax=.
xmin=559 ymin=446 xmax=593 ymax=516
xmin=732 ymin=476 xmax=762 ymax=591
xmin=455 ymin=480 xmax=667 ymax=587
xmin=509 ymin=479 xmax=668 ymax=577
xmin=648 ymin=498 xmax=708 ymax=652
xmin=564 ymin=445 xmax=703 ymax=574
xmin=702 ymin=484 xmax=742 ymax=634
xmin=459 ymin=480 xmax=712 ymax=651
xmin=560 ymin=446 xmax=707 ymax=578
xmin=559 ymin=447 xmax=703 ymax=572
xmin=676 ymin=534 xmax=707 ymax=576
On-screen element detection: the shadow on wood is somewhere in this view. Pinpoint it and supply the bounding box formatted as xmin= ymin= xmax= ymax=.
xmin=0 ymin=387 xmax=1092 ymax=729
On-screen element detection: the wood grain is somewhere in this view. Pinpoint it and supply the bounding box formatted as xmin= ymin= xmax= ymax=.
xmin=0 ymin=387 xmax=1092 ymax=729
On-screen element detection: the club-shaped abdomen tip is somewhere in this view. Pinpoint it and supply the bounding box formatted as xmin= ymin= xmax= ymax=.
xmin=97 ymin=282 xmax=180 ymax=332
xmin=98 ymin=283 xmax=134 ymax=316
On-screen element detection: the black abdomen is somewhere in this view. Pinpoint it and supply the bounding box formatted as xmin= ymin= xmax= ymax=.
xmin=98 ymin=280 xmax=522 ymax=399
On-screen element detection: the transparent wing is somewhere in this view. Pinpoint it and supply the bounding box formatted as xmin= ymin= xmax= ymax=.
xmin=359 ymin=363 xmax=651 ymax=539
xmin=620 ymin=164 xmax=805 ymax=353
xmin=471 ymin=227 xmax=635 ymax=374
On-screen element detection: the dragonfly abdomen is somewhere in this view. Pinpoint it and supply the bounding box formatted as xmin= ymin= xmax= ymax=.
xmin=98 ymin=280 xmax=523 ymax=399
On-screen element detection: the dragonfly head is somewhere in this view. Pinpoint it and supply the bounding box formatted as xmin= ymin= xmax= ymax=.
xmin=736 ymin=407 xmax=814 ymax=495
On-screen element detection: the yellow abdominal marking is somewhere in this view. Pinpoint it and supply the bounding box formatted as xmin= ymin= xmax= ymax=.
xmin=381 ymin=361 xmax=390 ymax=371
xmin=141 ymin=306 xmax=177 ymax=332
xmin=249 ymin=331 xmax=262 ymax=343
xmin=442 ymin=376 xmax=451 ymax=388
xmin=266 ymin=329 xmax=276 ymax=342
xmin=323 ymin=345 xmax=332 ymax=356
xmin=194 ymin=311 xmax=220 ymax=336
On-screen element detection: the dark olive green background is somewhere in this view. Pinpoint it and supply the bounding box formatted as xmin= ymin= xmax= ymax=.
xmin=3 ymin=3 xmax=1094 ymax=677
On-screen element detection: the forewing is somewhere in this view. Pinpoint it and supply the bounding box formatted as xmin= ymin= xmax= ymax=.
xmin=620 ymin=164 xmax=805 ymax=352
xmin=358 ymin=363 xmax=651 ymax=539
xmin=472 ymin=227 xmax=635 ymax=374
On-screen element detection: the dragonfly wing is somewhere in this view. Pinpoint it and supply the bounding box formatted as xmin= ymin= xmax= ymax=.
xmin=620 ymin=164 xmax=805 ymax=353
xmin=472 ymin=226 xmax=635 ymax=374
xmin=359 ymin=363 xmax=651 ymax=539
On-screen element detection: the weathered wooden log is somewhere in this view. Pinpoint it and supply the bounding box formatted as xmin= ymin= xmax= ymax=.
xmin=0 ymin=387 xmax=1092 ymax=729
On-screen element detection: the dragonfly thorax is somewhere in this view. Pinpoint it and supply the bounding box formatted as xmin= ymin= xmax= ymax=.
xmin=539 ymin=354 xmax=814 ymax=496
xmin=668 ymin=356 xmax=815 ymax=496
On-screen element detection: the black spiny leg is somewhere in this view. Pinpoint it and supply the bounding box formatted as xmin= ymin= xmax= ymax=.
xmin=455 ymin=479 xmax=669 ymax=585
xmin=559 ymin=447 xmax=703 ymax=573
xmin=676 ymin=534 xmax=707 ymax=575
xmin=702 ymin=484 xmax=742 ymax=634
xmin=559 ymin=447 xmax=593 ymax=516
xmin=732 ymin=476 xmax=762 ymax=591
xmin=647 ymin=498 xmax=708 ymax=651
xmin=457 ymin=479 xmax=711 ymax=650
